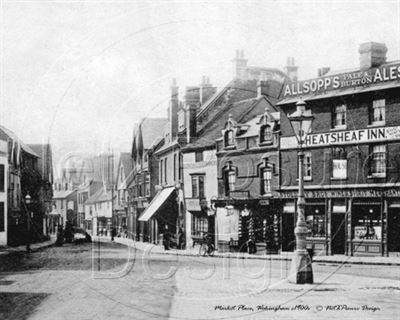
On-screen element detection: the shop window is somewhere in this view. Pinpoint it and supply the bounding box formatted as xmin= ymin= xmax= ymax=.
xmin=306 ymin=207 xmax=325 ymax=237
xmin=224 ymin=130 xmax=234 ymax=147
xmin=145 ymin=175 xmax=150 ymax=197
xmin=332 ymin=147 xmax=347 ymax=179
xmin=173 ymin=154 xmax=177 ymax=180
xmin=332 ymin=104 xmax=347 ymax=128
xmin=160 ymin=159 xmax=163 ymax=184
xmin=0 ymin=164 xmax=4 ymax=192
xmin=260 ymin=125 xmax=272 ymax=143
xmin=353 ymin=207 xmax=381 ymax=240
xmin=164 ymin=158 xmax=168 ymax=184
xmin=370 ymin=145 xmax=386 ymax=177
xmin=195 ymin=151 xmax=203 ymax=162
xmin=179 ymin=154 xmax=183 ymax=181
xmin=370 ymin=99 xmax=385 ymax=125
xmin=191 ymin=175 xmax=205 ymax=198
xmin=0 ymin=202 xmax=4 ymax=232
xmin=261 ymin=168 xmax=272 ymax=195
xmin=191 ymin=214 xmax=208 ymax=236
xmin=304 ymin=152 xmax=312 ymax=180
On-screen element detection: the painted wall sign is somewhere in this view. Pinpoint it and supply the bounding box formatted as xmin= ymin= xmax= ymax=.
xmin=281 ymin=125 xmax=400 ymax=149
xmin=283 ymin=63 xmax=400 ymax=98
xmin=332 ymin=159 xmax=347 ymax=179
xmin=280 ymin=188 xmax=400 ymax=199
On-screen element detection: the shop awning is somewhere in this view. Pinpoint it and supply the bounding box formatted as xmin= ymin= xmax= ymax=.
xmin=138 ymin=187 xmax=175 ymax=222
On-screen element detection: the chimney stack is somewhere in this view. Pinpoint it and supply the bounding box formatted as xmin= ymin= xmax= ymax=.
xmin=284 ymin=57 xmax=298 ymax=82
xmin=317 ymin=67 xmax=330 ymax=77
xmin=232 ymin=50 xmax=248 ymax=79
xmin=169 ymin=78 xmax=179 ymax=139
xmin=200 ymin=76 xmax=216 ymax=105
xmin=257 ymin=74 xmax=269 ymax=98
xmin=185 ymin=86 xmax=200 ymax=143
xmin=359 ymin=42 xmax=387 ymax=70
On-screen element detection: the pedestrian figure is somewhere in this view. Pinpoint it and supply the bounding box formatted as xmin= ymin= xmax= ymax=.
xmin=56 ymin=225 xmax=64 ymax=246
xmin=247 ymin=236 xmax=257 ymax=254
xmin=178 ymin=227 xmax=185 ymax=250
xmin=163 ymin=226 xmax=170 ymax=250
xmin=111 ymin=226 xmax=116 ymax=241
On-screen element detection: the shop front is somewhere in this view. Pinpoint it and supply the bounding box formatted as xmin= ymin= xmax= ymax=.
xmin=138 ymin=187 xmax=180 ymax=247
xmin=280 ymin=187 xmax=400 ymax=257
xmin=214 ymin=198 xmax=280 ymax=254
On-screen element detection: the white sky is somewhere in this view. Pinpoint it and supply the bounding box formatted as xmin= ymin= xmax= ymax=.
xmin=1 ymin=0 xmax=400 ymax=174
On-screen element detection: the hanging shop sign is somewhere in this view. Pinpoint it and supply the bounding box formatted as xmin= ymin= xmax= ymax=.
xmin=283 ymin=63 xmax=400 ymax=98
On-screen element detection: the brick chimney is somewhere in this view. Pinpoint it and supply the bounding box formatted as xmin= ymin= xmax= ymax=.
xmin=232 ymin=50 xmax=248 ymax=79
xmin=169 ymin=78 xmax=179 ymax=139
xmin=317 ymin=67 xmax=330 ymax=77
xmin=359 ymin=42 xmax=387 ymax=70
xmin=185 ymin=86 xmax=200 ymax=143
xmin=284 ymin=57 xmax=298 ymax=81
xmin=257 ymin=78 xmax=269 ymax=98
xmin=200 ymin=76 xmax=216 ymax=105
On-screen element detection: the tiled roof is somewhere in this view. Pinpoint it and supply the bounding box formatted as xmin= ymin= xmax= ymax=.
xmin=0 ymin=125 xmax=39 ymax=157
xmin=85 ymin=187 xmax=112 ymax=204
xmin=181 ymin=97 xmax=266 ymax=151
xmin=137 ymin=118 xmax=168 ymax=149
xmin=53 ymin=190 xmax=75 ymax=199
xmin=27 ymin=144 xmax=53 ymax=182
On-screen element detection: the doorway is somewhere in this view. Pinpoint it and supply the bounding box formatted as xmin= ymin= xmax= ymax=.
xmin=388 ymin=208 xmax=400 ymax=252
xmin=331 ymin=213 xmax=346 ymax=254
xmin=281 ymin=213 xmax=295 ymax=251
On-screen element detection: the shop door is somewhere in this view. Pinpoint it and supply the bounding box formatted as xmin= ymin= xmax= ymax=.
xmin=388 ymin=209 xmax=400 ymax=252
xmin=281 ymin=214 xmax=295 ymax=251
xmin=331 ymin=213 xmax=346 ymax=254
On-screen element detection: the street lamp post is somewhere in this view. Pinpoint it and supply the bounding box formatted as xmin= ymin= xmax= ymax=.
xmin=287 ymin=98 xmax=314 ymax=284
xmin=25 ymin=194 xmax=32 ymax=253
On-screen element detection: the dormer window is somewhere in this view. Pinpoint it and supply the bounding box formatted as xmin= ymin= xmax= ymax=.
xmin=225 ymin=130 xmax=234 ymax=147
xmin=260 ymin=124 xmax=272 ymax=143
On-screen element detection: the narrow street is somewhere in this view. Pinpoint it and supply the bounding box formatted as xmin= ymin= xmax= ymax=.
xmin=0 ymin=241 xmax=399 ymax=320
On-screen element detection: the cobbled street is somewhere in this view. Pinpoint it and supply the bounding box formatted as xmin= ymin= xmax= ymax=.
xmin=0 ymin=241 xmax=399 ymax=320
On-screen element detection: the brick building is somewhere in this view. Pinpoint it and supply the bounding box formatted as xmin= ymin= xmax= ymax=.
xmin=214 ymin=104 xmax=282 ymax=253
xmin=278 ymin=42 xmax=400 ymax=256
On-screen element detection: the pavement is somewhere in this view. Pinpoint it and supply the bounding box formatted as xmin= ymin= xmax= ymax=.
xmin=1 ymin=240 xmax=399 ymax=320
xmin=0 ymin=236 xmax=56 ymax=256
xmin=95 ymin=235 xmax=400 ymax=266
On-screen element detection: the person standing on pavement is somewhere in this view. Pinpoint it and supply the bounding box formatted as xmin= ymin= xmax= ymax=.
xmin=163 ymin=226 xmax=170 ymax=250
xmin=178 ymin=227 xmax=184 ymax=250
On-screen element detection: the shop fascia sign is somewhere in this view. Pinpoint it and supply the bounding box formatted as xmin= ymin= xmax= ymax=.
xmin=283 ymin=63 xmax=400 ymax=98
xmin=281 ymin=125 xmax=400 ymax=149
xmin=280 ymin=188 xmax=400 ymax=199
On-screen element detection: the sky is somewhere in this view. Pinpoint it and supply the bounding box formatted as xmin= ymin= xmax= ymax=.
xmin=1 ymin=0 xmax=399 ymax=177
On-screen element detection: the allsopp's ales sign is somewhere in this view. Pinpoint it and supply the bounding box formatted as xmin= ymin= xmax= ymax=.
xmin=281 ymin=126 xmax=400 ymax=149
xmin=283 ymin=63 xmax=400 ymax=97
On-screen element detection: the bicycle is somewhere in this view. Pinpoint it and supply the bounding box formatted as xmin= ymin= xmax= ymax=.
xmin=199 ymin=241 xmax=215 ymax=257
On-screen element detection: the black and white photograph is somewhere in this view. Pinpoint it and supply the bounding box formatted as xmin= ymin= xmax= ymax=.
xmin=0 ymin=1 xmax=400 ymax=319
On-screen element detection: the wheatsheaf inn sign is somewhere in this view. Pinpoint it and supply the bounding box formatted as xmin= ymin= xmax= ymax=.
xmin=283 ymin=63 xmax=400 ymax=97
xmin=281 ymin=125 xmax=400 ymax=149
